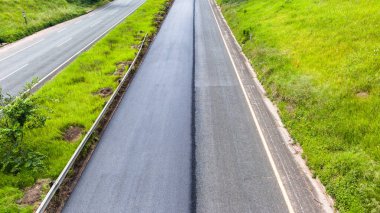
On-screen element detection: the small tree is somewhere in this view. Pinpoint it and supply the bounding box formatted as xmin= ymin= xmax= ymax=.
xmin=0 ymin=83 xmax=47 ymax=174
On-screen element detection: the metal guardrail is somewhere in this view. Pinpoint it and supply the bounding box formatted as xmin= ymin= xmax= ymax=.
xmin=36 ymin=34 xmax=148 ymax=213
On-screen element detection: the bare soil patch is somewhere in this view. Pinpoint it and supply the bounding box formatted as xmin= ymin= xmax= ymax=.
xmin=18 ymin=179 xmax=51 ymax=206
xmin=97 ymin=87 xmax=113 ymax=97
xmin=114 ymin=61 xmax=132 ymax=76
xmin=356 ymin=91 xmax=369 ymax=98
xmin=63 ymin=126 xmax=83 ymax=142
xmin=285 ymin=104 xmax=295 ymax=115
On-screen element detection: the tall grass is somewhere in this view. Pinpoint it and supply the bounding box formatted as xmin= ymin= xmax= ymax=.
xmin=217 ymin=0 xmax=380 ymax=212
xmin=0 ymin=0 xmax=110 ymax=43
xmin=0 ymin=0 xmax=168 ymax=211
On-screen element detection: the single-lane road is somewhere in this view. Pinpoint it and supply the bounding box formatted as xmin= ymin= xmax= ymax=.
xmin=63 ymin=0 xmax=194 ymax=211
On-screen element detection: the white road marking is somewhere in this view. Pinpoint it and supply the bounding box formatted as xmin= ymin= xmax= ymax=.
xmin=207 ymin=0 xmax=295 ymax=212
xmin=89 ymin=4 xmax=112 ymax=17
xmin=56 ymin=37 xmax=72 ymax=47
xmin=99 ymin=3 xmax=113 ymax=12
xmin=57 ymin=27 xmax=66 ymax=33
xmin=90 ymin=20 xmax=102 ymax=28
xmin=107 ymin=9 xmax=118 ymax=16
xmin=74 ymin=20 xmax=82 ymax=24
xmin=0 ymin=39 xmax=44 ymax=62
xmin=0 ymin=64 xmax=28 ymax=81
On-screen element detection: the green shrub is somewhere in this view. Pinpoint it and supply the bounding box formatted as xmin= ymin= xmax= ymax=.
xmin=0 ymin=84 xmax=47 ymax=175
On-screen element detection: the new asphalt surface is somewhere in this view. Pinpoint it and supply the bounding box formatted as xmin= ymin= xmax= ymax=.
xmin=63 ymin=0 xmax=194 ymax=211
xmin=195 ymin=0 xmax=324 ymax=212
xmin=0 ymin=0 xmax=145 ymax=95
xmin=194 ymin=0 xmax=288 ymax=211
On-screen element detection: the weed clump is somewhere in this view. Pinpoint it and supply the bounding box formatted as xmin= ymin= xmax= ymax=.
xmin=0 ymin=83 xmax=47 ymax=176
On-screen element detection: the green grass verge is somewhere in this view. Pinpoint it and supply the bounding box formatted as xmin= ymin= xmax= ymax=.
xmin=217 ymin=0 xmax=380 ymax=212
xmin=0 ymin=0 xmax=168 ymax=211
xmin=0 ymin=0 xmax=110 ymax=43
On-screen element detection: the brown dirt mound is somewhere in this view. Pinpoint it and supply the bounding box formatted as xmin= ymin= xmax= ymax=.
xmin=18 ymin=179 xmax=51 ymax=206
xmin=63 ymin=126 xmax=83 ymax=142
xmin=356 ymin=91 xmax=369 ymax=98
xmin=114 ymin=61 xmax=132 ymax=76
xmin=285 ymin=104 xmax=295 ymax=114
xmin=97 ymin=87 xmax=113 ymax=97
xmin=131 ymin=44 xmax=140 ymax=49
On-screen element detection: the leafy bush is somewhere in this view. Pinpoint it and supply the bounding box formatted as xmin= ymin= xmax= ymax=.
xmin=0 ymin=84 xmax=47 ymax=175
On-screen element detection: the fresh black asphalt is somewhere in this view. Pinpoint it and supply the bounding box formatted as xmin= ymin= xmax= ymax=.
xmin=194 ymin=0 xmax=288 ymax=211
xmin=63 ymin=0 xmax=194 ymax=211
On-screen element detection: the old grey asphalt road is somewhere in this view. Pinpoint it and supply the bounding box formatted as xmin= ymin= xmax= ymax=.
xmin=0 ymin=0 xmax=145 ymax=95
xmin=63 ymin=0 xmax=326 ymax=212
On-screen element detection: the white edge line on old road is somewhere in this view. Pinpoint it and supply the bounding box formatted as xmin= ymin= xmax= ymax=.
xmin=207 ymin=0 xmax=295 ymax=212
xmin=0 ymin=39 xmax=44 ymax=62
xmin=89 ymin=3 xmax=112 ymax=17
xmin=56 ymin=37 xmax=72 ymax=47
xmin=90 ymin=19 xmax=103 ymax=28
xmin=0 ymin=64 xmax=28 ymax=81
xmin=57 ymin=28 xmax=66 ymax=33
xmin=30 ymin=0 xmax=146 ymax=91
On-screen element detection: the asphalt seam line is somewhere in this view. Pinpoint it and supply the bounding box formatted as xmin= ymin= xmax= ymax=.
xmin=207 ymin=0 xmax=295 ymax=212
xmin=191 ymin=0 xmax=197 ymax=212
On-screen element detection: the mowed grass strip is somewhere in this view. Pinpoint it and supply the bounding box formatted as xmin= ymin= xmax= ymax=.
xmin=0 ymin=0 xmax=110 ymax=43
xmin=0 ymin=0 xmax=168 ymax=211
xmin=217 ymin=0 xmax=380 ymax=212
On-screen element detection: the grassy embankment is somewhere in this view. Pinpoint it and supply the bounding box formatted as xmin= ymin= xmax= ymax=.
xmin=0 ymin=0 xmax=168 ymax=211
xmin=0 ymin=0 xmax=110 ymax=43
xmin=217 ymin=0 xmax=380 ymax=212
